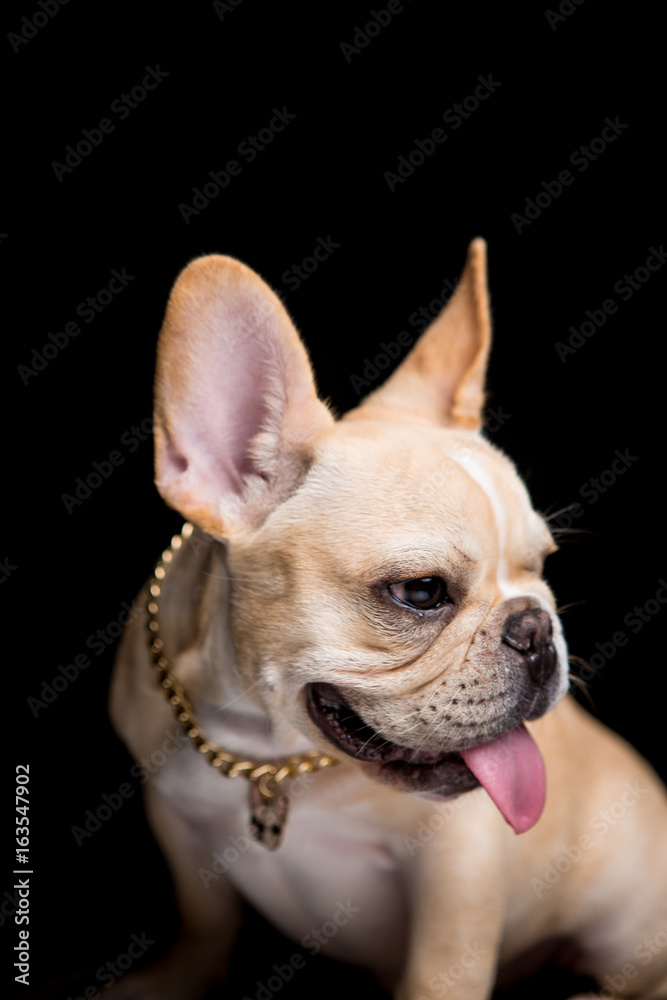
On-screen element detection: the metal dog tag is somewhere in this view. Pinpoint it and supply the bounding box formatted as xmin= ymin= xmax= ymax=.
xmin=249 ymin=784 xmax=290 ymax=850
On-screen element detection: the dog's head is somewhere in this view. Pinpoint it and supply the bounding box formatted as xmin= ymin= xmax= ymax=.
xmin=153 ymin=240 xmax=569 ymax=832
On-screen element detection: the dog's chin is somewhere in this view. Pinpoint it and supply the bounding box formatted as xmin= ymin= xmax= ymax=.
xmin=305 ymin=682 xmax=480 ymax=797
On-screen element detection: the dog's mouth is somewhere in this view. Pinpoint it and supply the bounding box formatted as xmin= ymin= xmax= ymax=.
xmin=305 ymin=682 xmax=546 ymax=834
xmin=306 ymin=682 xmax=460 ymax=768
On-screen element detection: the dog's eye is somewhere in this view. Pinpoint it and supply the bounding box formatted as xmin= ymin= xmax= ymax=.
xmin=390 ymin=577 xmax=448 ymax=610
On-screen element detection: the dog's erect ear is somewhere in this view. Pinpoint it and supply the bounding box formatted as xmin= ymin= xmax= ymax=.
xmin=348 ymin=238 xmax=491 ymax=430
xmin=153 ymin=256 xmax=334 ymax=537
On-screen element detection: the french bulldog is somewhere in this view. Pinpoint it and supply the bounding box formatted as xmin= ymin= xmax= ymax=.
xmin=109 ymin=239 xmax=667 ymax=999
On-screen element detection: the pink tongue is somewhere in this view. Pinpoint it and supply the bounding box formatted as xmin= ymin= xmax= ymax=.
xmin=460 ymin=724 xmax=545 ymax=834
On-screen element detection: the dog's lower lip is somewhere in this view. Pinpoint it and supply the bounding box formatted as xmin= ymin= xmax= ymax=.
xmin=305 ymin=681 xmax=461 ymax=770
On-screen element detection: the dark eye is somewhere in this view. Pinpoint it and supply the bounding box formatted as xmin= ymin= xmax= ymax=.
xmin=390 ymin=577 xmax=448 ymax=610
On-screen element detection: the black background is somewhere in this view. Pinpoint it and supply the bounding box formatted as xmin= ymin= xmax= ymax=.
xmin=4 ymin=2 xmax=665 ymax=998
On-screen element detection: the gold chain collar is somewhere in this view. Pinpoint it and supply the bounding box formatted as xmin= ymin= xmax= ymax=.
xmin=146 ymin=522 xmax=339 ymax=849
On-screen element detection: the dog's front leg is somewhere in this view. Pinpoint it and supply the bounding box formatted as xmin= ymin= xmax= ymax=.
xmin=396 ymin=824 xmax=505 ymax=1000
xmin=106 ymin=781 xmax=244 ymax=1000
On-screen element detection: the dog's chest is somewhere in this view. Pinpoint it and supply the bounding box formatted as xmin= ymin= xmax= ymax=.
xmin=235 ymin=804 xmax=409 ymax=977
xmin=155 ymin=748 xmax=410 ymax=978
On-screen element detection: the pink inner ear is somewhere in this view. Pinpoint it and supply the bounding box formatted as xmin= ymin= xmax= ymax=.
xmin=163 ymin=335 xmax=277 ymax=497
xmin=155 ymin=265 xmax=318 ymax=519
xmin=154 ymin=254 xmax=334 ymax=530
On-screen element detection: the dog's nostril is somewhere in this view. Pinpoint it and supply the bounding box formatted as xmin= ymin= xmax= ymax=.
xmin=502 ymin=610 xmax=556 ymax=683
xmin=502 ymin=609 xmax=552 ymax=651
xmin=530 ymin=641 xmax=557 ymax=684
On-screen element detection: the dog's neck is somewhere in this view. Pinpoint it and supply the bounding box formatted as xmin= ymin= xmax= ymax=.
xmin=155 ymin=526 xmax=316 ymax=761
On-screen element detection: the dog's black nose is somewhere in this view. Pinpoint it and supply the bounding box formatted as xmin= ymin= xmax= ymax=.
xmin=501 ymin=609 xmax=556 ymax=684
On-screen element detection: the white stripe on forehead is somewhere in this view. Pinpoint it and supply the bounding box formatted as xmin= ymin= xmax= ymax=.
xmin=444 ymin=439 xmax=524 ymax=601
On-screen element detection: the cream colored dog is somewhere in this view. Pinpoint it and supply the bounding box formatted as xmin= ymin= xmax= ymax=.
xmin=109 ymin=240 xmax=667 ymax=999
